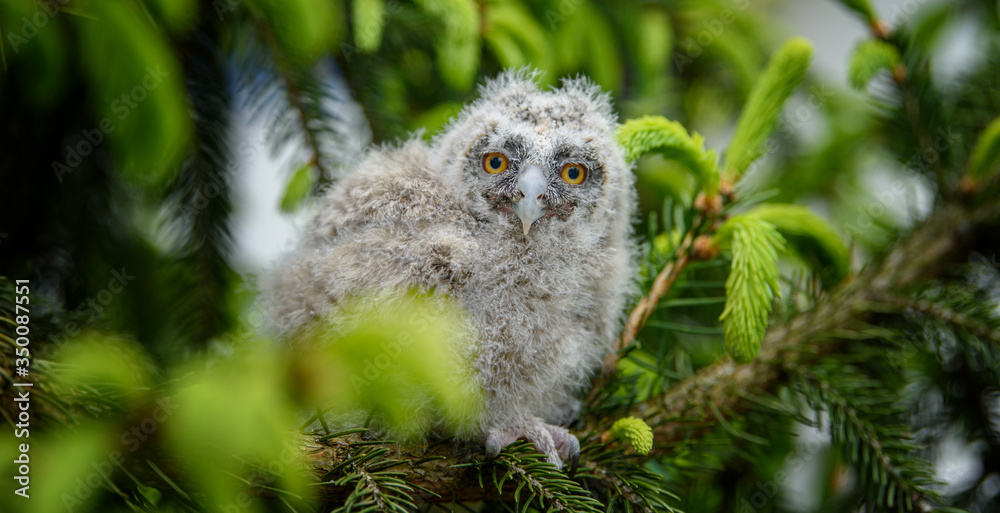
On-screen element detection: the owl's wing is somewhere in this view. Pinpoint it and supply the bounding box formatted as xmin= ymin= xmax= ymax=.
xmin=266 ymin=140 xmax=477 ymax=335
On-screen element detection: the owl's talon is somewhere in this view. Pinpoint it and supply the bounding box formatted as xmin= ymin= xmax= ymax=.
xmin=485 ymin=427 xmax=521 ymax=457
xmin=544 ymin=423 xmax=580 ymax=462
xmin=568 ymin=451 xmax=580 ymax=478
xmin=486 ymin=419 xmax=579 ymax=471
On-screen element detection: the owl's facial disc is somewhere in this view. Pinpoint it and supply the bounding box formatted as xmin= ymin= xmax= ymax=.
xmin=512 ymin=165 xmax=547 ymax=235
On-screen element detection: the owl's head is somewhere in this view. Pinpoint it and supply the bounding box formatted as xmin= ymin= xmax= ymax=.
xmin=434 ymin=71 xmax=632 ymax=237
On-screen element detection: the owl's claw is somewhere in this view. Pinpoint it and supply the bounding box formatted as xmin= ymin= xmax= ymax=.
xmin=485 ymin=418 xmax=580 ymax=471
xmin=485 ymin=428 xmax=520 ymax=457
xmin=545 ymin=423 xmax=581 ymax=477
xmin=568 ymin=451 xmax=580 ymax=478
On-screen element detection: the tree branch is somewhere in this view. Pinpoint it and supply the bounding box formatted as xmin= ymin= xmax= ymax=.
xmin=605 ymin=233 xmax=694 ymax=372
xmin=308 ymin=200 xmax=1000 ymax=502
xmin=252 ymin=18 xmax=332 ymax=185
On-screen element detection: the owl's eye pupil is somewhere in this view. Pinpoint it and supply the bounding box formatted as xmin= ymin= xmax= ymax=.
xmin=490 ymin=156 xmax=502 ymax=169
xmin=567 ymin=167 xmax=580 ymax=180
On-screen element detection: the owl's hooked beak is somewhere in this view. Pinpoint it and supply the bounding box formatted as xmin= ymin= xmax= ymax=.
xmin=512 ymin=165 xmax=548 ymax=235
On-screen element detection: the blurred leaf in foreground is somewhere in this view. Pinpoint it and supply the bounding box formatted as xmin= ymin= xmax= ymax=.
xmin=297 ymin=290 xmax=486 ymax=440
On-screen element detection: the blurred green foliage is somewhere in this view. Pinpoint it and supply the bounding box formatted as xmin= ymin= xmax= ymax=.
xmin=967 ymin=115 xmax=1000 ymax=182
xmin=848 ymin=40 xmax=901 ymax=91
xmin=297 ymin=291 xmax=485 ymax=438
xmin=0 ymin=288 xmax=482 ymax=512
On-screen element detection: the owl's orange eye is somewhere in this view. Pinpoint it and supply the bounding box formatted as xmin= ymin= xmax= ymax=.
xmin=483 ymin=152 xmax=508 ymax=174
xmin=560 ymin=163 xmax=587 ymax=185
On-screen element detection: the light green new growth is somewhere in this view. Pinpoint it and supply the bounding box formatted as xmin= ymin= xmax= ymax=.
xmin=284 ymin=291 xmax=486 ymax=441
xmin=280 ymin=163 xmax=318 ymax=213
xmin=967 ymin=116 xmax=1000 ymax=181
xmin=745 ymin=203 xmax=850 ymax=286
xmin=724 ymin=38 xmax=813 ymax=180
xmin=352 ymin=0 xmax=386 ymax=53
xmin=616 ymin=116 xmax=720 ymax=194
xmin=610 ymin=417 xmax=654 ymax=455
xmin=714 ymin=216 xmax=786 ymax=363
xmin=848 ymin=40 xmax=900 ymax=91
xmin=414 ymin=0 xmax=480 ymax=90
xmin=834 ymin=0 xmax=876 ymax=22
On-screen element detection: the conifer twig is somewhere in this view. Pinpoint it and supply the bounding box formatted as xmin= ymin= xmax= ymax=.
xmin=251 ymin=17 xmax=331 ymax=185
xmin=873 ymin=18 xmax=951 ymax=196
xmin=606 ymin=238 xmax=693 ymax=372
xmin=872 ymin=292 xmax=1000 ymax=345
xmin=604 ymin=192 xmax=725 ymax=373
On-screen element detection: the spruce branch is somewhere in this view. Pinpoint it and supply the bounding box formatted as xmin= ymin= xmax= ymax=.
xmin=170 ymin=32 xmax=236 ymax=348
xmin=641 ymin=200 xmax=999 ymax=445
xmin=489 ymin=441 xmax=604 ymax=513
xmin=794 ymin=365 xmax=941 ymax=510
xmin=316 ymin=437 xmax=423 ymax=512
xmin=871 ymin=292 xmax=1000 ymax=346
xmin=895 ymin=66 xmax=950 ymax=195
xmin=253 ymin=18 xmax=332 ymax=184
xmin=853 ymin=9 xmax=953 ymax=196
xmin=305 ymin=200 xmax=1000 ymax=504
xmin=606 ymin=117 xmax=729 ymax=372
xmin=576 ymin=438 xmax=680 ymax=513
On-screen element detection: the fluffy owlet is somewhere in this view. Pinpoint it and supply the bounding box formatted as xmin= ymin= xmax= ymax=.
xmin=267 ymin=71 xmax=636 ymax=468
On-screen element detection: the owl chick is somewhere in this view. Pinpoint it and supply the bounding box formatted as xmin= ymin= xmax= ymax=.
xmin=267 ymin=71 xmax=636 ymax=468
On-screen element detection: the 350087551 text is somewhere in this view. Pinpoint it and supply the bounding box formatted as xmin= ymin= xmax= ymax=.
xmin=12 ymin=279 xmax=32 ymax=499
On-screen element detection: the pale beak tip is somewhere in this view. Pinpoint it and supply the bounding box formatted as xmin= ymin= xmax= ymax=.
xmin=522 ymin=221 xmax=532 ymax=236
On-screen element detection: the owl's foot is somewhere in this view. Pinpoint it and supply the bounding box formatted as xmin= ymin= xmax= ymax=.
xmin=485 ymin=417 xmax=580 ymax=471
